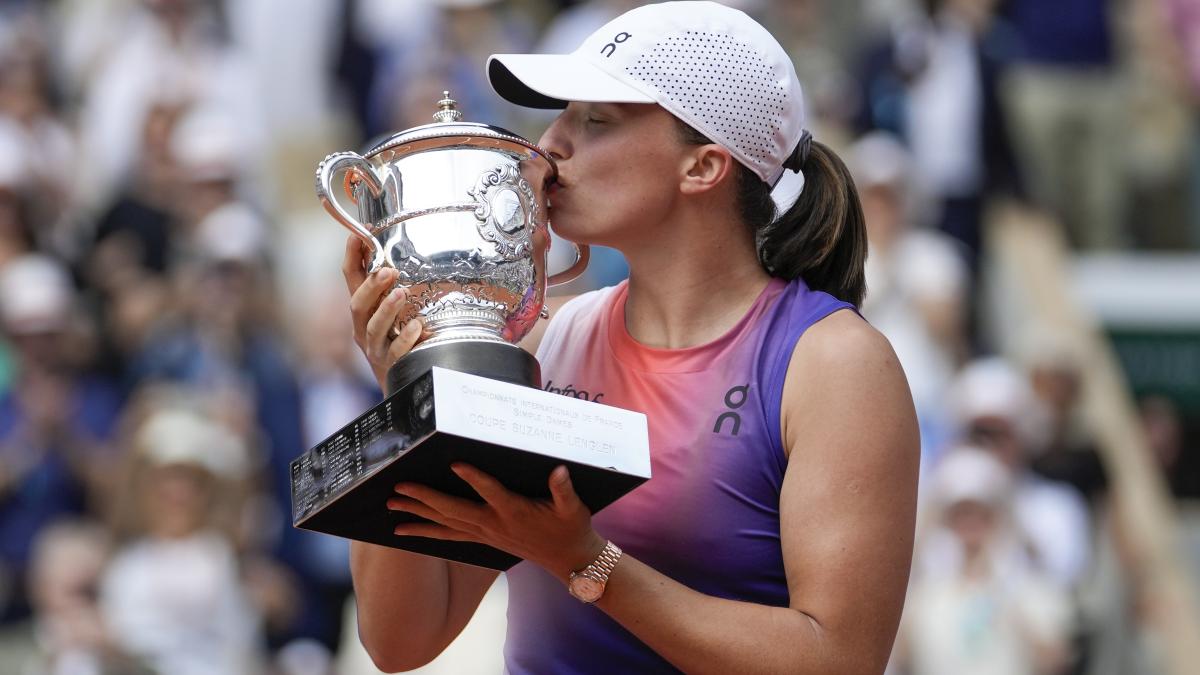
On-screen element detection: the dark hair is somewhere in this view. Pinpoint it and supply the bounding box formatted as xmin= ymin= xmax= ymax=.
xmin=675 ymin=121 xmax=868 ymax=307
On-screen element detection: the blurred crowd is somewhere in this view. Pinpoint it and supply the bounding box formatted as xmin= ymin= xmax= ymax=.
xmin=0 ymin=0 xmax=1195 ymax=674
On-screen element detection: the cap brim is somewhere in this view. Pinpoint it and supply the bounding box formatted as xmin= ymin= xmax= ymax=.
xmin=487 ymin=53 xmax=656 ymax=109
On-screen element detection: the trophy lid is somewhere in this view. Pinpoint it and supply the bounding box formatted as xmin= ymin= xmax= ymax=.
xmin=360 ymin=91 xmax=556 ymax=176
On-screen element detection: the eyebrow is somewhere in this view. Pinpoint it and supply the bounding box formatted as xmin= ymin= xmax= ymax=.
xmin=585 ymin=102 xmax=624 ymax=117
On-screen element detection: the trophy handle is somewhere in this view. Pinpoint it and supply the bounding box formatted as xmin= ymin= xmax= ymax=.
xmin=547 ymin=242 xmax=590 ymax=287
xmin=316 ymin=152 xmax=388 ymax=273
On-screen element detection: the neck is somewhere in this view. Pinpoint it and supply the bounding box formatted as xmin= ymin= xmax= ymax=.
xmin=618 ymin=205 xmax=771 ymax=349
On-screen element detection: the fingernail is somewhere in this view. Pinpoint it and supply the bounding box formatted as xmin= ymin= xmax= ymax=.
xmin=386 ymin=498 xmax=404 ymax=510
xmin=553 ymin=465 xmax=569 ymax=482
xmin=394 ymin=484 xmax=410 ymax=495
xmin=404 ymin=319 xmax=421 ymax=335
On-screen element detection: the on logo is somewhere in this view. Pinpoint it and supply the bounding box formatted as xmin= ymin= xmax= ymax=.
xmin=712 ymin=384 xmax=750 ymax=436
xmin=600 ymin=32 xmax=632 ymax=58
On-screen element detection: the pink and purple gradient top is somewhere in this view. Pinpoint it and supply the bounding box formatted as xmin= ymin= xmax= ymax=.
xmin=504 ymin=277 xmax=855 ymax=674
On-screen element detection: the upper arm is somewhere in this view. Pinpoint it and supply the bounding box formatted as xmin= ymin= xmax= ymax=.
xmin=778 ymin=310 xmax=919 ymax=672
xmin=518 ymin=293 xmax=577 ymax=354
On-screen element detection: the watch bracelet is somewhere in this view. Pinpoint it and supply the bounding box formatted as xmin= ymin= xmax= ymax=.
xmin=586 ymin=541 xmax=622 ymax=581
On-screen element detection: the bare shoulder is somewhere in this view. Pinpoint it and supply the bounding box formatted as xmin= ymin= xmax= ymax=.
xmin=792 ymin=309 xmax=904 ymax=381
xmin=780 ymin=308 xmax=916 ymax=461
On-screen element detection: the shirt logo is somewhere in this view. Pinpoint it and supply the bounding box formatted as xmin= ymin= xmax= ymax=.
xmin=712 ymin=384 xmax=750 ymax=436
xmin=544 ymin=380 xmax=604 ymax=402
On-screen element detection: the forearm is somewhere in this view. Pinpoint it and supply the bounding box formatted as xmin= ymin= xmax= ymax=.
xmin=349 ymin=541 xmax=497 ymax=670
xmin=593 ymin=554 xmax=875 ymax=675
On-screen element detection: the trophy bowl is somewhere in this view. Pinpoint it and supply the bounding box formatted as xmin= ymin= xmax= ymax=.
xmin=315 ymin=92 xmax=588 ymax=391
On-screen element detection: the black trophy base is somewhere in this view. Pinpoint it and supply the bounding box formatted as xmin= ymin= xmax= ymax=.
xmin=290 ymin=351 xmax=648 ymax=571
xmin=387 ymin=340 xmax=541 ymax=393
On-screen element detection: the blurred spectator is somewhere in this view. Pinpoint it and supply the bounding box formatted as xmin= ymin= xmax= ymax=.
xmin=1017 ymin=328 xmax=1109 ymax=508
xmin=100 ymin=403 xmax=265 ymax=675
xmin=82 ymin=101 xmax=185 ymax=384
xmin=1000 ymin=0 xmax=1125 ymax=249
xmin=853 ymin=132 xmax=969 ymax=469
xmin=855 ymin=0 xmax=1023 ymax=274
xmin=0 ymin=31 xmax=77 ymax=259
xmin=1162 ymin=0 xmax=1200 ymax=247
xmin=224 ymin=0 xmax=343 ymax=153
xmin=362 ymin=0 xmax=538 ymax=136
xmin=0 ymin=256 xmax=122 ymax=620
xmin=88 ymin=101 xmax=184 ymax=285
xmin=940 ymin=357 xmax=1093 ymax=589
xmin=76 ymin=0 xmax=262 ymax=209
xmin=900 ymin=447 xmax=1074 ymax=675
xmin=0 ymin=519 xmax=150 ymax=674
xmin=0 ymin=124 xmax=37 ymax=284
xmin=762 ymin=0 xmax=860 ymax=136
xmin=1139 ymin=394 xmax=1191 ymax=497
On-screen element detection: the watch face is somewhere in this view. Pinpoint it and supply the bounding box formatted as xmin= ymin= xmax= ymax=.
xmin=569 ymin=575 xmax=604 ymax=603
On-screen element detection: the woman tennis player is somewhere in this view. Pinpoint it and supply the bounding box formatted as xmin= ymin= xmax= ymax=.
xmin=342 ymin=2 xmax=919 ymax=672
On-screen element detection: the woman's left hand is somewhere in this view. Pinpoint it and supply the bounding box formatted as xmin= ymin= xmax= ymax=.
xmin=387 ymin=464 xmax=606 ymax=581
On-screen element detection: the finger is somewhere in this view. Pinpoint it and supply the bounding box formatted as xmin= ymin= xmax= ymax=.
xmin=341 ymin=235 xmax=370 ymax=294
xmin=387 ymin=495 xmax=478 ymax=531
xmin=548 ymin=465 xmax=582 ymax=512
xmin=393 ymin=522 xmax=478 ymax=542
xmin=395 ymin=482 xmax=488 ymax=523
xmin=364 ymin=286 xmax=409 ymax=358
xmin=451 ymin=464 xmax=519 ymax=510
xmin=349 ymin=268 xmax=398 ymax=340
xmin=387 ymin=318 xmax=423 ymax=364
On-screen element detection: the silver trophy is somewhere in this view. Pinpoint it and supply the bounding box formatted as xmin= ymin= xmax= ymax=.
xmin=315 ymin=92 xmax=588 ymax=391
xmin=289 ymin=96 xmax=621 ymax=567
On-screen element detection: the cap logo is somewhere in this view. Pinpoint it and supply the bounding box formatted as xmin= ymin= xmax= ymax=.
xmin=600 ymin=32 xmax=632 ymax=58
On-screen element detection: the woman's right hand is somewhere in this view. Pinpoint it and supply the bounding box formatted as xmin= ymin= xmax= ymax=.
xmin=342 ymin=235 xmax=425 ymax=389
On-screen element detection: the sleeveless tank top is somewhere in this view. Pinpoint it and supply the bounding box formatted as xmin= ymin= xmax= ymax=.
xmin=504 ymin=277 xmax=855 ymax=674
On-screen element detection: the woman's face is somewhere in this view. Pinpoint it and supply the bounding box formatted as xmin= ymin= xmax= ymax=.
xmin=143 ymin=464 xmax=212 ymax=538
xmin=537 ymin=102 xmax=690 ymax=248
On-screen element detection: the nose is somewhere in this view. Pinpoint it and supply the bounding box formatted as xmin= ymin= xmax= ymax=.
xmin=537 ymin=110 xmax=572 ymax=163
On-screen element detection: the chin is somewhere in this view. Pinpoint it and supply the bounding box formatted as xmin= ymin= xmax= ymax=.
xmin=550 ymin=213 xmax=626 ymax=248
xmin=547 ymin=216 xmax=589 ymax=244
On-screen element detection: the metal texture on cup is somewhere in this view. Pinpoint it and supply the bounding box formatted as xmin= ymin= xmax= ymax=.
xmin=315 ymin=93 xmax=588 ymax=351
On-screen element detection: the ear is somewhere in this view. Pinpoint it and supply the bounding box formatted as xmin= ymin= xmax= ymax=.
xmin=679 ymin=144 xmax=735 ymax=196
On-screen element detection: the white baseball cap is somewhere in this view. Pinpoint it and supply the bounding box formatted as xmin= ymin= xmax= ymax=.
xmin=931 ymin=446 xmax=1013 ymax=510
xmin=137 ymin=407 xmax=249 ymax=479
xmin=488 ymin=1 xmax=807 ymax=186
xmin=0 ymin=254 xmax=73 ymax=334
xmin=949 ymin=357 xmax=1051 ymax=453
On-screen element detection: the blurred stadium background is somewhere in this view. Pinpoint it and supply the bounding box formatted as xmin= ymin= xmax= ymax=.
xmin=0 ymin=0 xmax=1197 ymax=673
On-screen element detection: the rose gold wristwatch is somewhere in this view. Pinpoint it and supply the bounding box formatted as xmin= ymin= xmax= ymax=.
xmin=568 ymin=540 xmax=622 ymax=603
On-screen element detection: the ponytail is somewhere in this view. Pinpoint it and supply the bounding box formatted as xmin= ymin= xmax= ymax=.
xmin=676 ymin=121 xmax=868 ymax=307
xmin=756 ymin=142 xmax=867 ymax=307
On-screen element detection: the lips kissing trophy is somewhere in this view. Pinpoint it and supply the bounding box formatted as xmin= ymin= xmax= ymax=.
xmin=289 ymin=94 xmax=650 ymax=569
